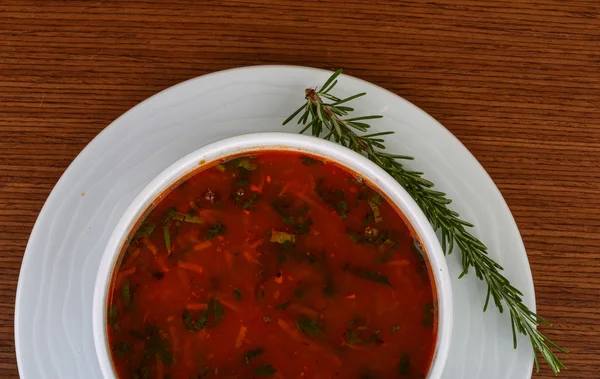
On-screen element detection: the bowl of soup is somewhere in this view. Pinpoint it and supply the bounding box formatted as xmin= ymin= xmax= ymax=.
xmin=93 ymin=132 xmax=452 ymax=379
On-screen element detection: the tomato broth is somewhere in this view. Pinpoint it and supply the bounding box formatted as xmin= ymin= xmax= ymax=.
xmin=106 ymin=151 xmax=437 ymax=379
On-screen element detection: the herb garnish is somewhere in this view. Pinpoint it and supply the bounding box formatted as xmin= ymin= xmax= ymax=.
xmin=226 ymin=156 xmax=257 ymax=188
xmin=276 ymin=253 xmax=289 ymax=267
xmin=370 ymin=194 xmax=382 ymax=205
xmin=141 ymin=324 xmax=173 ymax=365
xmin=206 ymin=222 xmax=227 ymax=239
xmin=108 ymin=304 xmax=119 ymax=330
xmin=230 ymin=189 xmax=260 ymax=210
xmin=113 ymin=342 xmax=132 ymax=359
xmin=301 ymin=155 xmax=321 ymax=166
xmin=255 ymin=285 xmax=265 ymax=300
xmin=293 ymin=218 xmax=313 ymax=235
xmin=243 ymin=348 xmax=265 ymax=364
xmin=182 ymin=309 xmax=207 ymax=332
xmin=423 ymin=302 xmax=435 ymax=328
xmin=122 ymin=279 xmax=131 ymax=306
xmin=296 ymin=315 xmax=325 ymax=339
xmin=315 ymin=179 xmax=350 ymax=218
xmin=193 ymin=367 xmax=212 ymax=379
xmin=135 ymin=221 xmax=155 ymax=238
xmin=364 ymin=330 xmax=383 ymax=344
xmin=162 ymin=224 xmax=171 ymax=252
xmin=228 ymin=156 xmax=257 ymax=171
xmin=253 ymin=364 xmax=276 ymax=376
xmin=233 ymin=288 xmax=244 ymax=301
xmin=293 ymin=286 xmax=307 ymax=298
xmin=398 ymin=354 xmax=410 ymax=375
xmin=272 ymin=200 xmax=295 ymax=225
xmin=274 ymin=301 xmax=290 ymax=310
xmin=368 ymin=199 xmax=382 ymax=224
xmin=162 ymin=208 xmax=176 ymax=224
xmin=346 ymin=329 xmax=362 ymax=345
xmin=283 ymin=68 xmax=566 ymax=373
xmin=173 ymin=212 xmax=204 ymax=224
xmin=210 ymin=298 xmax=225 ymax=325
xmin=392 ymin=325 xmax=401 ymax=333
xmin=272 ymin=198 xmax=311 ymax=233
xmin=240 ymin=193 xmax=259 ymax=210
xmin=182 ymin=298 xmax=225 ymax=332
xmin=348 ymin=227 xmax=388 ymax=245
xmin=376 ymin=239 xmax=397 ymax=264
xmin=344 ymin=264 xmax=392 ymax=287
xmin=270 ymin=230 xmax=296 ymax=245
xmin=235 ymin=179 xmax=249 ymax=187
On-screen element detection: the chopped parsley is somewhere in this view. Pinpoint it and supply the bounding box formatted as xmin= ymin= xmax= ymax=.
xmin=293 ymin=287 xmax=307 ymax=298
xmin=162 ymin=223 xmax=171 ymax=252
xmin=272 ymin=201 xmax=295 ymax=225
xmin=368 ymin=199 xmax=382 ymax=224
xmin=346 ymin=329 xmax=362 ymax=345
xmin=344 ymin=264 xmax=392 ymax=287
xmin=242 ymin=193 xmax=260 ymax=210
xmin=121 ymin=279 xmax=131 ymax=306
xmin=210 ymin=298 xmax=225 ymax=325
xmin=142 ymin=324 xmax=173 ymax=366
xmin=423 ymin=302 xmax=435 ymax=328
xmin=371 ymin=194 xmax=382 ymax=205
xmin=253 ymin=364 xmax=276 ymax=376
xmin=230 ymin=190 xmax=260 ymax=210
xmin=162 ymin=207 xmax=177 ymax=225
xmin=113 ymin=342 xmax=132 ymax=359
xmin=364 ymin=330 xmax=383 ymax=344
xmin=296 ymin=316 xmax=325 ymax=340
xmin=398 ymin=354 xmax=410 ymax=375
xmin=182 ymin=309 xmax=207 ymax=332
xmin=274 ymin=301 xmax=290 ymax=310
xmin=134 ymin=221 xmax=155 ymax=238
xmin=376 ymin=239 xmax=397 ymax=264
xmin=108 ymin=304 xmax=119 ymax=330
xmin=316 ymin=179 xmax=350 ymax=218
xmin=293 ymin=218 xmax=313 ymax=235
xmin=182 ymin=298 xmax=225 ymax=332
xmin=270 ymin=230 xmax=296 ymax=244
xmin=173 ymin=212 xmax=204 ymax=224
xmin=243 ymin=348 xmax=264 ymax=364
xmin=230 ymin=157 xmax=257 ymax=171
xmin=206 ymin=222 xmax=227 ymax=239
xmin=233 ymin=288 xmax=244 ymax=301
xmin=301 ymin=156 xmax=321 ymax=166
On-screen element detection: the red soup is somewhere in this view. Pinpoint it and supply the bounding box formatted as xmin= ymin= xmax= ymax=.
xmin=106 ymin=151 xmax=437 ymax=379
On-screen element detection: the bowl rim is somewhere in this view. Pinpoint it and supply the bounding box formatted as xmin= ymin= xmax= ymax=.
xmin=92 ymin=132 xmax=453 ymax=379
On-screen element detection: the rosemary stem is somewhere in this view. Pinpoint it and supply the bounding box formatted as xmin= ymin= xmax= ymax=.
xmin=282 ymin=68 xmax=567 ymax=375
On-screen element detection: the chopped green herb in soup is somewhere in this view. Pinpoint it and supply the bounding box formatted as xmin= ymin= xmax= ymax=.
xmin=106 ymin=151 xmax=437 ymax=378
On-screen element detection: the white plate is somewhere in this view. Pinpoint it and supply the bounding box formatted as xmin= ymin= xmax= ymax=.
xmin=15 ymin=65 xmax=535 ymax=379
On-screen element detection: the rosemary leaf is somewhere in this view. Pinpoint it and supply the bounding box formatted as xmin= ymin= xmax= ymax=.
xmin=282 ymin=68 xmax=567 ymax=374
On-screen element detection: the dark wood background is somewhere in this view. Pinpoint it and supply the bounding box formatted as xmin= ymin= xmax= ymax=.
xmin=1 ymin=0 xmax=598 ymax=377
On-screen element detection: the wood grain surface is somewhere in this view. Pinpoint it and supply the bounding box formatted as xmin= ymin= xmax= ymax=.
xmin=1 ymin=0 xmax=598 ymax=378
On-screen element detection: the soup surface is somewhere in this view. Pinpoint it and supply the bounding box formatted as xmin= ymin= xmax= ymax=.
xmin=107 ymin=151 xmax=437 ymax=379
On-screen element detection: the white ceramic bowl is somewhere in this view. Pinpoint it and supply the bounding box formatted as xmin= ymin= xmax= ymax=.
xmin=93 ymin=132 xmax=453 ymax=379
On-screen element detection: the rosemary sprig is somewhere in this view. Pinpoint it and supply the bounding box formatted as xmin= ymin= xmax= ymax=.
xmin=283 ymin=69 xmax=567 ymax=374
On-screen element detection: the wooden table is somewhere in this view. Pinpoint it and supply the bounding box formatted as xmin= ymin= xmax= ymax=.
xmin=1 ymin=1 xmax=598 ymax=378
